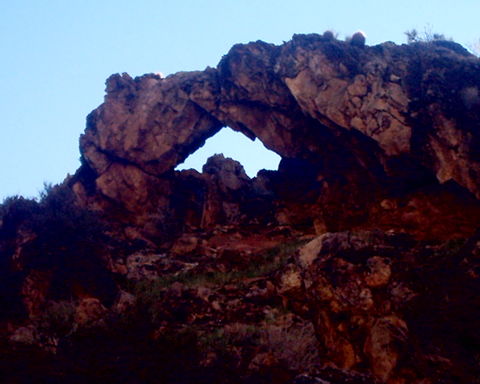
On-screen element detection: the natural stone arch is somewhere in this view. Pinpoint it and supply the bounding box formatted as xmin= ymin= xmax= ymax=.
xmin=80 ymin=51 xmax=384 ymax=192
xmin=73 ymin=35 xmax=480 ymax=242
xmin=76 ymin=62 xmax=392 ymax=230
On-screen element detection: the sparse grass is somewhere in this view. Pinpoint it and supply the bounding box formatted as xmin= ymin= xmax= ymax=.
xmin=131 ymin=239 xmax=307 ymax=294
xmin=126 ymin=239 xmax=309 ymax=334
xmin=198 ymin=323 xmax=260 ymax=351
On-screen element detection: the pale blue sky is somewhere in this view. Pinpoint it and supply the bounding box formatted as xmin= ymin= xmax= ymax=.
xmin=1 ymin=0 xmax=480 ymax=199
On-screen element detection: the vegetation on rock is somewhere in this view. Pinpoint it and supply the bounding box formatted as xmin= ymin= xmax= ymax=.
xmin=2 ymin=32 xmax=480 ymax=383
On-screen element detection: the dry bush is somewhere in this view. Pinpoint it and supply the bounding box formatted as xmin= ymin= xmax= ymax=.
xmin=198 ymin=313 xmax=321 ymax=372
xmin=405 ymin=27 xmax=447 ymax=44
xmin=259 ymin=314 xmax=321 ymax=371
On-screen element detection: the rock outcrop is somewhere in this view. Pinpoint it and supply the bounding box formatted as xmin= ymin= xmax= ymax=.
xmin=290 ymin=231 xmax=480 ymax=383
xmin=73 ymin=34 xmax=480 ymax=243
xmin=2 ymin=34 xmax=480 ymax=383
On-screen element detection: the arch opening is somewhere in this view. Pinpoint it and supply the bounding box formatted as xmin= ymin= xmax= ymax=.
xmin=175 ymin=127 xmax=281 ymax=177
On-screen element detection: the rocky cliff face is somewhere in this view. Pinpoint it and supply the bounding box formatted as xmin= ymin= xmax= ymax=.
xmin=2 ymin=34 xmax=480 ymax=383
xmin=74 ymin=34 xmax=480 ymax=243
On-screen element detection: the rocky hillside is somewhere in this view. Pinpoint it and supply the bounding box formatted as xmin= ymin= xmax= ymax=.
xmin=1 ymin=33 xmax=480 ymax=383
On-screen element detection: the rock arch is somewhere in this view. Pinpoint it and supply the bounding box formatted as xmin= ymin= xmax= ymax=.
xmin=73 ymin=35 xmax=480 ymax=242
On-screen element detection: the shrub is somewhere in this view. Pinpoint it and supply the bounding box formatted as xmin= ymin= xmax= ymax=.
xmin=0 ymin=183 xmax=117 ymax=305
xmin=405 ymin=27 xmax=447 ymax=44
xmin=350 ymin=31 xmax=366 ymax=47
xmin=0 ymin=196 xmax=40 ymax=320
xmin=197 ymin=315 xmax=321 ymax=373
xmin=259 ymin=316 xmax=321 ymax=371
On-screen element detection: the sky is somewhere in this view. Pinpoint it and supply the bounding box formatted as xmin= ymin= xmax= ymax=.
xmin=1 ymin=0 xmax=480 ymax=200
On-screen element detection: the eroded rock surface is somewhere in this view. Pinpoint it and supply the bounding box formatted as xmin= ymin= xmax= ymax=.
xmin=74 ymin=35 xmax=480 ymax=243
xmin=289 ymin=231 xmax=480 ymax=383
